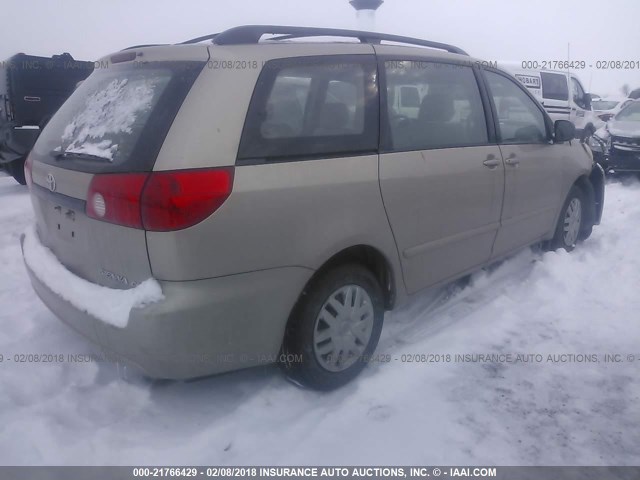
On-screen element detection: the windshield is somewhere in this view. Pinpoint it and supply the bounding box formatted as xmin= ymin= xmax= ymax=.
xmin=33 ymin=61 xmax=204 ymax=173
xmin=592 ymin=100 xmax=619 ymax=110
xmin=615 ymin=102 xmax=640 ymax=121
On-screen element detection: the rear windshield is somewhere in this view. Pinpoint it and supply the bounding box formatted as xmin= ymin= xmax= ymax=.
xmin=33 ymin=61 xmax=204 ymax=173
xmin=540 ymin=72 xmax=568 ymax=101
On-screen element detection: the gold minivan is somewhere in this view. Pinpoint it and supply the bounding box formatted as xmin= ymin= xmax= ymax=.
xmin=21 ymin=26 xmax=605 ymax=390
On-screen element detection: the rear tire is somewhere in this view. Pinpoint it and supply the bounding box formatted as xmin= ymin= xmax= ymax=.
xmin=280 ymin=264 xmax=384 ymax=390
xmin=550 ymin=186 xmax=587 ymax=251
xmin=6 ymin=157 xmax=26 ymax=185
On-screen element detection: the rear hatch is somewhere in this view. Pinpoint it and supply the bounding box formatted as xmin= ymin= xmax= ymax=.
xmin=28 ymin=50 xmax=206 ymax=289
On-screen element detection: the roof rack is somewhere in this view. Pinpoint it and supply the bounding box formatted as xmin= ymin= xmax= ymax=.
xmin=180 ymin=34 xmax=219 ymax=45
xmin=121 ymin=44 xmax=167 ymax=51
xmin=181 ymin=25 xmax=468 ymax=55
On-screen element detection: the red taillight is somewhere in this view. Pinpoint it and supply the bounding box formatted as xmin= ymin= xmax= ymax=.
xmin=24 ymin=154 xmax=33 ymax=188
xmin=86 ymin=173 xmax=148 ymax=228
xmin=85 ymin=168 xmax=234 ymax=231
xmin=141 ymin=168 xmax=234 ymax=231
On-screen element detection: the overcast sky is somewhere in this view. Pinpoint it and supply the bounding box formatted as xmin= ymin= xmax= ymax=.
xmin=2 ymin=0 xmax=639 ymax=96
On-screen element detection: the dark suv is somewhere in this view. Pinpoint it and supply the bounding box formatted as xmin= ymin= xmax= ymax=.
xmin=0 ymin=53 xmax=93 ymax=184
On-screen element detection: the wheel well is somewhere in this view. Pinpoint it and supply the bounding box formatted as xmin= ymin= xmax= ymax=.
xmin=312 ymin=245 xmax=396 ymax=310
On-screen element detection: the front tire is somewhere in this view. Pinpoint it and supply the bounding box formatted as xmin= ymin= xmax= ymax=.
xmin=550 ymin=186 xmax=586 ymax=251
xmin=280 ymin=264 xmax=384 ymax=390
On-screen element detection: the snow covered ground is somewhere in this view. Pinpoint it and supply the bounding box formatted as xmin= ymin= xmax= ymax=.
xmin=1 ymin=170 xmax=639 ymax=466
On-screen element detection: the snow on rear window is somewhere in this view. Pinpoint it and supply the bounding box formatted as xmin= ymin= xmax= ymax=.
xmin=60 ymin=76 xmax=161 ymax=160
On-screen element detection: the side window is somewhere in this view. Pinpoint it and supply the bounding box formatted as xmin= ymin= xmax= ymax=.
xmin=383 ymin=61 xmax=488 ymax=151
xmin=571 ymin=78 xmax=588 ymax=109
xmin=540 ymin=72 xmax=569 ymax=101
xmin=237 ymin=56 xmax=378 ymax=162
xmin=485 ymin=71 xmax=548 ymax=144
xmin=323 ymin=79 xmax=364 ymax=135
xmin=261 ymin=75 xmax=311 ymax=139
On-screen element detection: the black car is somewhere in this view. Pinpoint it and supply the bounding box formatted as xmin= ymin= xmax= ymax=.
xmin=0 ymin=53 xmax=93 ymax=184
xmin=589 ymin=100 xmax=640 ymax=174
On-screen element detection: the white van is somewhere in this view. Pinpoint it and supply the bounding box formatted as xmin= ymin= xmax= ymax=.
xmin=499 ymin=65 xmax=600 ymax=139
xmin=387 ymin=84 xmax=423 ymax=118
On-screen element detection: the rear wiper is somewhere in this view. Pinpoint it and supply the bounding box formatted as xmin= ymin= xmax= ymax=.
xmin=51 ymin=150 xmax=111 ymax=162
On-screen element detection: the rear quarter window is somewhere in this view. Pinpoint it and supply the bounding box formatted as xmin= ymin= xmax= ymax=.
xmin=237 ymin=55 xmax=379 ymax=163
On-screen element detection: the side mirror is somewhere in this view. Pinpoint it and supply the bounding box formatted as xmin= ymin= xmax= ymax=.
xmin=554 ymin=120 xmax=576 ymax=143
xmin=584 ymin=93 xmax=592 ymax=110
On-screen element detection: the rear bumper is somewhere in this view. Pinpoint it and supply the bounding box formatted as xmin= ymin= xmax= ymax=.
xmin=21 ymin=234 xmax=312 ymax=379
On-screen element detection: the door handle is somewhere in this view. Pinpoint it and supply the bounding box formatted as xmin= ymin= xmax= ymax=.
xmin=483 ymin=157 xmax=500 ymax=168
xmin=504 ymin=154 xmax=520 ymax=166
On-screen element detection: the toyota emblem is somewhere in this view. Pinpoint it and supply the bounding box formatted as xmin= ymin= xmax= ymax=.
xmin=46 ymin=173 xmax=56 ymax=192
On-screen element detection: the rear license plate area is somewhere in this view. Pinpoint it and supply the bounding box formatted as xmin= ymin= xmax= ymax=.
xmin=50 ymin=204 xmax=79 ymax=242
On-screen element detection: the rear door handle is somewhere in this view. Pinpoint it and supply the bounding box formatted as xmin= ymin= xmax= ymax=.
xmin=505 ymin=154 xmax=520 ymax=166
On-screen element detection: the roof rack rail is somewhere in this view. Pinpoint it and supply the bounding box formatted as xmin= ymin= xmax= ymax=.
xmin=182 ymin=25 xmax=468 ymax=55
xmin=121 ymin=44 xmax=167 ymax=51
xmin=180 ymin=34 xmax=219 ymax=45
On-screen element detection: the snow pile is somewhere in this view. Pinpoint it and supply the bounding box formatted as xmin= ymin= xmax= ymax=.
xmin=21 ymin=225 xmax=163 ymax=328
xmin=61 ymin=78 xmax=156 ymax=160
xmin=1 ymin=175 xmax=640 ymax=465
